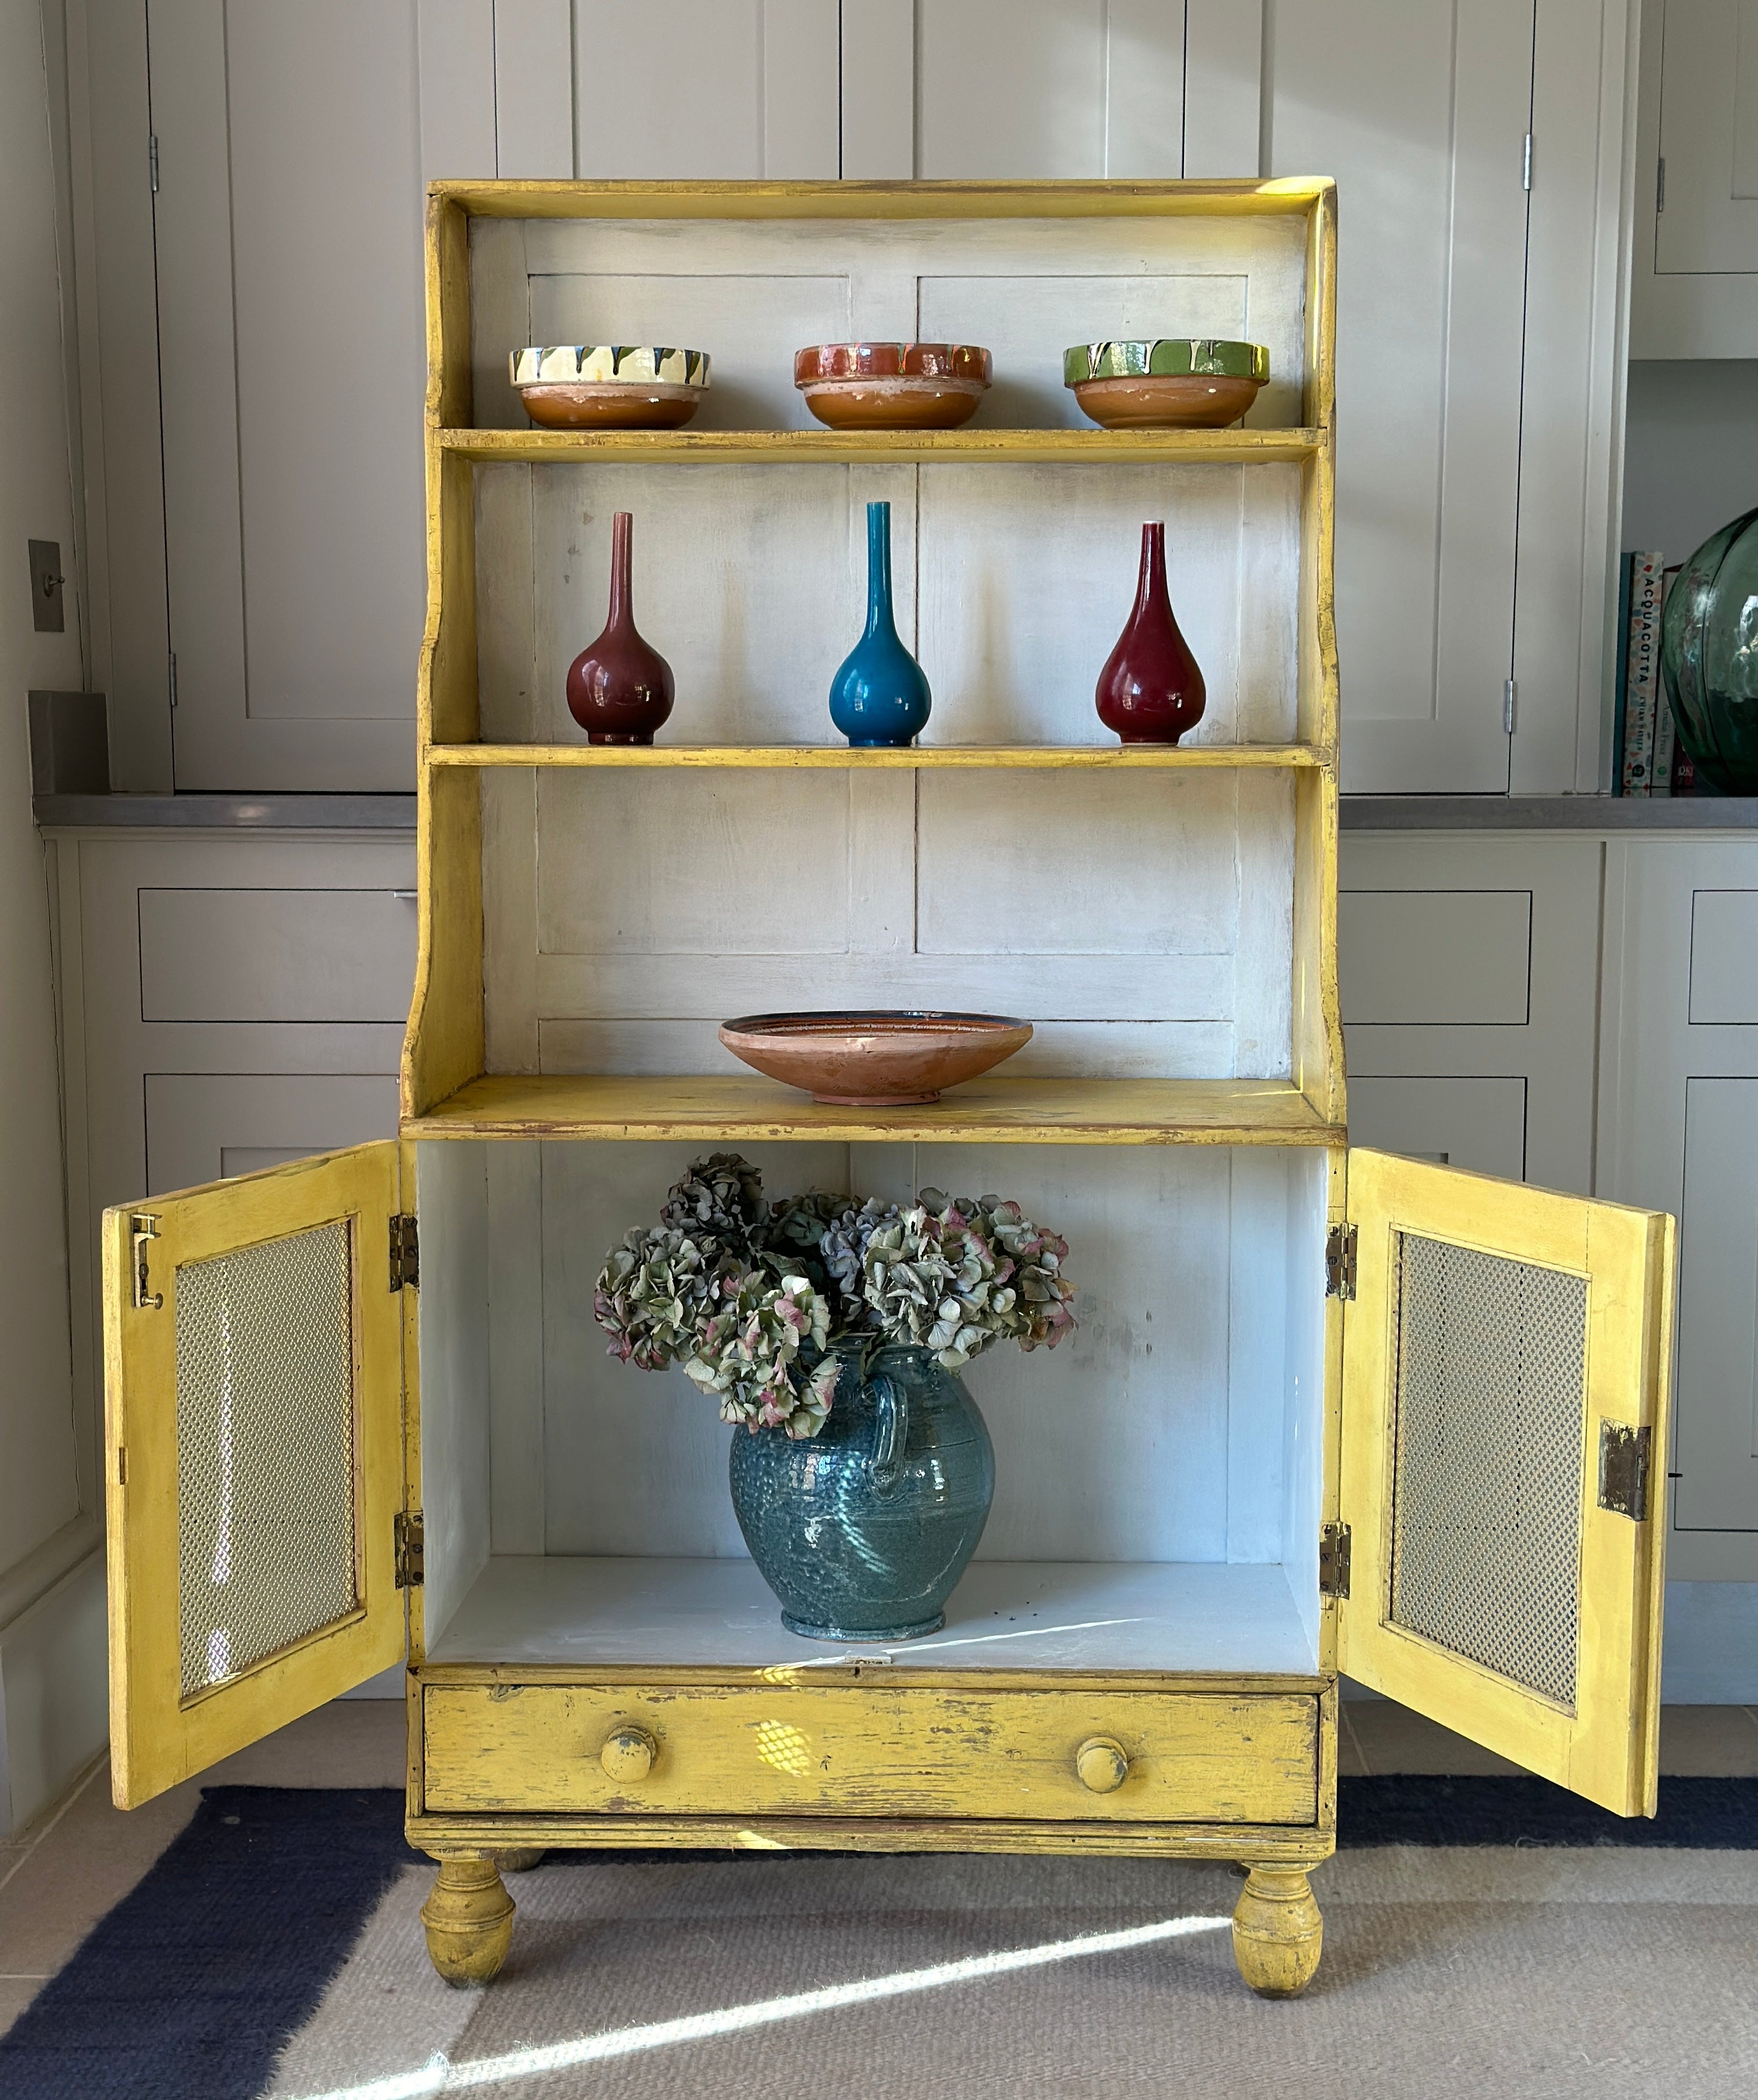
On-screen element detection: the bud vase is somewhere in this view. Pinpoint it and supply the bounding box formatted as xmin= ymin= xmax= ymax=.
xmin=828 ymin=501 xmax=931 ymax=747
xmin=1095 ymin=520 xmax=1206 ymax=744
xmin=566 ymin=510 xmax=674 ymax=744
xmin=727 ymin=1340 xmax=994 ymax=1640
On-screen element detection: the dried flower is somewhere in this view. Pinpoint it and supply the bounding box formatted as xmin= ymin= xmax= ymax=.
xmin=659 ymin=1152 xmax=769 ymax=1244
xmin=681 ymin=1270 xmax=838 ymax=1437
xmin=592 ymin=1153 xmax=1075 ymax=1434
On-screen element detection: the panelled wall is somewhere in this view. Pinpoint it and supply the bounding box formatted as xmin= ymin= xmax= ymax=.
xmin=1341 ymin=823 xmax=1758 ymax=1699
xmin=69 ymin=0 xmax=1632 ymax=794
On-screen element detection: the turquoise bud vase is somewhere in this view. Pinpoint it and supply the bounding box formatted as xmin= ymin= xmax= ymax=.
xmin=828 ymin=501 xmax=931 ymax=746
xmin=727 ymin=1340 xmax=995 ymax=1640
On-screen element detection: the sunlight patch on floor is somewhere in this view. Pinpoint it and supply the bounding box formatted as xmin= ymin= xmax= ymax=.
xmin=291 ymin=1912 xmax=1232 ymax=2099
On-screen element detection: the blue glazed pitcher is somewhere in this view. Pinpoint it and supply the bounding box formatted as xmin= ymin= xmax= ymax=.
xmin=828 ymin=501 xmax=932 ymax=747
xmin=728 ymin=1340 xmax=994 ymax=1640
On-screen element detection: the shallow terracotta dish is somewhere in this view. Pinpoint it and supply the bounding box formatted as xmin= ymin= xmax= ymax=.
xmin=1064 ymin=339 xmax=1268 ymax=430
xmin=795 ymin=342 xmax=991 ymax=431
xmin=719 ymin=1010 xmax=1032 ymax=1106
xmin=510 ymin=345 xmax=711 ymax=430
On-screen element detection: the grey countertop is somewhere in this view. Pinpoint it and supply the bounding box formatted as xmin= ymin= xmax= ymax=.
xmin=34 ymin=792 xmax=417 ymax=829
xmin=32 ymin=789 xmax=1758 ymax=833
xmin=1340 ymin=795 xmax=1758 ymax=830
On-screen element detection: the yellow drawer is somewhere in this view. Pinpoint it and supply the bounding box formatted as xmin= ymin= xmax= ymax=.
xmin=422 ymin=1682 xmax=1319 ymax=1826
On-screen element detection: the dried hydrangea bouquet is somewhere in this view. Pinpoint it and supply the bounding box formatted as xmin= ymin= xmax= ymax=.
xmin=595 ymin=1153 xmax=1076 ymax=1641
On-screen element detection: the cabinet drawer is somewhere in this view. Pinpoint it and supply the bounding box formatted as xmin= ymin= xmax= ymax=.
xmin=423 ymin=1682 xmax=1319 ymax=1826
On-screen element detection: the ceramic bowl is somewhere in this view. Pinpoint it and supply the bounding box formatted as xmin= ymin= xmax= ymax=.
xmin=1064 ymin=339 xmax=1269 ymax=429
xmin=795 ymin=342 xmax=992 ymax=430
xmin=719 ymin=1009 xmax=1032 ymax=1106
xmin=510 ymin=345 xmax=711 ymax=429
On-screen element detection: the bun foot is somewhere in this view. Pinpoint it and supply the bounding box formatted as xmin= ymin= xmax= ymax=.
xmin=1231 ymin=1866 xmax=1323 ymax=1998
xmin=420 ymin=1856 xmax=515 ymax=1985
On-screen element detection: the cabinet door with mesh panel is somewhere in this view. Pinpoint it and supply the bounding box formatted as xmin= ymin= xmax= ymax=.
xmin=103 ymin=1143 xmax=409 ymax=1807
xmin=1337 ymin=1150 xmax=1675 ymax=1816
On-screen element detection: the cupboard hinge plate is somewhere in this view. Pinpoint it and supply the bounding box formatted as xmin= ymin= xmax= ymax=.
xmin=1320 ymin=1522 xmax=1352 ymax=1599
xmin=1598 ymin=1422 xmax=1652 ymax=1521
xmin=395 ymin=1509 xmax=424 ymax=1588
xmin=129 ymin=1213 xmax=162 ymax=1310
xmin=1325 ymin=1222 xmax=1357 ymax=1299
xmin=390 ymin=1213 xmax=419 ymax=1291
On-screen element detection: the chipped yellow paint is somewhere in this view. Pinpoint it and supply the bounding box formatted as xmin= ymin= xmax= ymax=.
xmin=420 ymin=1680 xmax=1321 ymax=1825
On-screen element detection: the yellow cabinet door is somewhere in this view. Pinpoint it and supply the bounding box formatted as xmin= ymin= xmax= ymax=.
xmin=1338 ymin=1149 xmax=1675 ymax=1816
xmin=104 ymin=1142 xmax=412 ymax=1806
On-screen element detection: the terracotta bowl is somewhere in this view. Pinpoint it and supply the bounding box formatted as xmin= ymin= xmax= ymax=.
xmin=795 ymin=342 xmax=992 ymax=431
xmin=510 ymin=345 xmax=710 ymax=430
xmin=719 ymin=1010 xmax=1033 ymax=1106
xmin=1064 ymin=339 xmax=1269 ymax=430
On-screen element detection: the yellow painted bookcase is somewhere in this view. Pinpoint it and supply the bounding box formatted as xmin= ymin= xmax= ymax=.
xmin=102 ymin=181 xmax=1674 ymax=1997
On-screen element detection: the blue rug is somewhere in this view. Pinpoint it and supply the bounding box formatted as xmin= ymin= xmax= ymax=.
xmin=2 ymin=1777 xmax=1753 ymax=2098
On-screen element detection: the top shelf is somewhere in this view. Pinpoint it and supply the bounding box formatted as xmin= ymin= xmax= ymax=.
xmin=437 ymin=427 xmax=1325 ymax=467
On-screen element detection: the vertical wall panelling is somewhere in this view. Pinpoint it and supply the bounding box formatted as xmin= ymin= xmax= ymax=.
xmin=65 ymin=0 xmax=173 ymax=790
xmin=1268 ymin=0 xmax=1532 ymax=793
xmin=916 ymin=1 xmax=1187 ymax=178
xmin=763 ymin=0 xmax=841 ymax=178
xmin=1182 ymin=0 xmax=1263 ymax=177
xmin=494 ymin=0 xmax=576 ymax=179
xmin=149 ymin=0 xmax=426 ymax=789
xmin=840 ymin=0 xmax=913 ymax=177
xmin=573 ymin=1 xmax=762 ymax=176
xmin=416 ymin=0 xmax=497 ymax=179
xmin=1514 ymin=0 xmax=1634 ymax=795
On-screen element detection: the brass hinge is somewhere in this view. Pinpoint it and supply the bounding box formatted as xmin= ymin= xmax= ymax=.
xmin=1325 ymin=1222 xmax=1357 ymax=1300
xmin=130 ymin=1213 xmax=162 ymax=1310
xmin=390 ymin=1212 xmax=419 ymax=1291
xmin=395 ymin=1509 xmax=424 ymax=1587
xmin=1320 ymin=1522 xmax=1352 ymax=1599
xmin=1598 ymin=1422 xmax=1652 ymax=1521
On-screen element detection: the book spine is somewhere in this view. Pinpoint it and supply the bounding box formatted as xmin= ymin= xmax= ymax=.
xmin=1621 ymin=552 xmax=1664 ymax=797
xmin=1612 ymin=553 xmax=1634 ymax=795
xmin=1652 ymin=566 xmax=1681 ymax=797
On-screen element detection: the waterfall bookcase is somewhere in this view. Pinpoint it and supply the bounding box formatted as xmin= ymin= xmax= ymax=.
xmin=102 ymin=180 xmax=1674 ymax=1999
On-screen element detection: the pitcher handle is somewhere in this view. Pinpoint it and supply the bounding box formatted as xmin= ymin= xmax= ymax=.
xmin=867 ymin=1369 xmax=908 ymax=1496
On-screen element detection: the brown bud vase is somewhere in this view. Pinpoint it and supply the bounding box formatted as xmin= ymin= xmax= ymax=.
xmin=566 ymin=510 xmax=675 ymax=744
xmin=1095 ymin=521 xmax=1206 ymax=744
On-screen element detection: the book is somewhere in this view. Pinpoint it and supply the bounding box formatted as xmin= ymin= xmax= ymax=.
xmin=1651 ymin=566 xmax=1681 ymax=797
xmin=1613 ymin=553 xmax=1632 ymax=794
xmin=1620 ymin=551 xmax=1665 ymax=797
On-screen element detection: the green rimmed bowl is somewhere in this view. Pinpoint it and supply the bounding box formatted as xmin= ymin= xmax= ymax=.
xmin=1064 ymin=338 xmax=1269 ymax=430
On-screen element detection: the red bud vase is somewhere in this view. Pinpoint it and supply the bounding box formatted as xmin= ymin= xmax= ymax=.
xmin=1095 ymin=522 xmax=1206 ymax=744
xmin=566 ymin=510 xmax=674 ymax=744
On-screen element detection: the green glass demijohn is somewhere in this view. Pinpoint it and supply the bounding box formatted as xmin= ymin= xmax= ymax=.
xmin=1660 ymin=505 xmax=1758 ymax=795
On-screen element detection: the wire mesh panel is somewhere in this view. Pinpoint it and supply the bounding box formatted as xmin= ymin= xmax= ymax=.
xmin=175 ymin=1220 xmax=359 ymax=1697
xmin=1387 ymin=1232 xmax=1588 ymax=1710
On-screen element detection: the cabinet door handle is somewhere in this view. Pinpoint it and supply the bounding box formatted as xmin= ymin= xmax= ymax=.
xmin=1075 ymin=1736 xmax=1130 ymax=1793
xmin=600 ymin=1726 xmax=657 ymax=1782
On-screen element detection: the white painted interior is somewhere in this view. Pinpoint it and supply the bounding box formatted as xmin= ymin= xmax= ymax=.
xmin=0 ymin=0 xmax=96 ymax=1836
xmin=427 ymin=1558 xmax=1317 ymax=1674
xmin=416 ymin=1137 xmax=1328 ymax=1674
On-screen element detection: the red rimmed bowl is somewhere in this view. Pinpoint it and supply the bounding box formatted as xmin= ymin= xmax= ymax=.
xmin=794 ymin=342 xmax=992 ymax=430
xmin=719 ymin=1009 xmax=1032 ymax=1106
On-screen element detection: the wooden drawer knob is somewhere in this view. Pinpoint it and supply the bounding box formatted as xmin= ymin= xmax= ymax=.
xmin=600 ymin=1726 xmax=657 ymax=1782
xmin=1075 ymin=1736 xmax=1130 ymax=1794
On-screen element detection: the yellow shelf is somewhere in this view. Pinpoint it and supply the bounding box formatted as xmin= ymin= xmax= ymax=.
xmin=403 ymin=1074 xmax=1344 ymax=1147
xmin=426 ymin=741 xmax=1328 ymax=772
xmin=438 ymin=426 xmax=1324 ymax=467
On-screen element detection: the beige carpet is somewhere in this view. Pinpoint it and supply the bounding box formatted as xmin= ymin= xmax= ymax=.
xmin=269 ymin=1847 xmax=1758 ymax=2099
